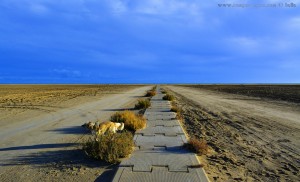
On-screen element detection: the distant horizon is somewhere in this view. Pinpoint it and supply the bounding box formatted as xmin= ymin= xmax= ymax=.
xmin=1 ymin=1 xmax=299 ymax=83
xmin=1 ymin=83 xmax=299 ymax=85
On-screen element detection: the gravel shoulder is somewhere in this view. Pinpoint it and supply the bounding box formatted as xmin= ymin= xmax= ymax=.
xmin=0 ymin=85 xmax=151 ymax=182
xmin=165 ymin=85 xmax=300 ymax=182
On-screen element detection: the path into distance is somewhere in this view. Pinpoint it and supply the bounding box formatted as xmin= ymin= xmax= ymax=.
xmin=112 ymin=86 xmax=209 ymax=182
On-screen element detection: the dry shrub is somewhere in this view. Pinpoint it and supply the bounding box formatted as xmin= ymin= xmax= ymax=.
xmin=170 ymin=105 xmax=181 ymax=114
xmin=145 ymin=90 xmax=156 ymax=97
xmin=161 ymin=90 xmax=167 ymax=94
xmin=171 ymin=105 xmax=183 ymax=120
xmin=163 ymin=94 xmax=175 ymax=101
xmin=185 ymin=137 xmax=208 ymax=155
xmin=135 ymin=99 xmax=151 ymax=109
xmin=111 ymin=110 xmax=146 ymax=132
xmin=83 ymin=131 xmax=134 ymax=163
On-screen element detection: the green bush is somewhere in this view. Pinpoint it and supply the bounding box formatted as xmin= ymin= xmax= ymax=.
xmin=135 ymin=99 xmax=151 ymax=109
xmin=163 ymin=94 xmax=175 ymax=101
xmin=111 ymin=110 xmax=147 ymax=132
xmin=83 ymin=131 xmax=134 ymax=163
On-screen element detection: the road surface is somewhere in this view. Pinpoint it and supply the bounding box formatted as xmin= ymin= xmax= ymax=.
xmin=0 ymin=86 xmax=150 ymax=182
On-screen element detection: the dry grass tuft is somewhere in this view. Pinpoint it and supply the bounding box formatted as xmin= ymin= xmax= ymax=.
xmin=135 ymin=99 xmax=151 ymax=109
xmin=185 ymin=137 xmax=208 ymax=155
xmin=163 ymin=94 xmax=175 ymax=101
xmin=83 ymin=131 xmax=134 ymax=163
xmin=170 ymin=105 xmax=181 ymax=114
xmin=110 ymin=110 xmax=146 ymax=132
xmin=145 ymin=90 xmax=156 ymax=97
xmin=160 ymin=88 xmax=166 ymax=94
xmin=145 ymin=86 xmax=157 ymax=97
xmin=170 ymin=101 xmax=183 ymax=120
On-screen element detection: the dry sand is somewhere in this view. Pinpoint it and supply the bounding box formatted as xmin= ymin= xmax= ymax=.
xmin=0 ymin=85 xmax=140 ymax=126
xmin=165 ymin=85 xmax=300 ymax=182
xmin=0 ymin=85 xmax=150 ymax=182
xmin=2 ymin=84 xmax=299 ymax=182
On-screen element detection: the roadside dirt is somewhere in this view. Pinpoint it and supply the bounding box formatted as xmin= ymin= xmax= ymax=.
xmin=0 ymin=85 xmax=150 ymax=182
xmin=0 ymin=85 xmax=140 ymax=128
xmin=165 ymin=85 xmax=300 ymax=182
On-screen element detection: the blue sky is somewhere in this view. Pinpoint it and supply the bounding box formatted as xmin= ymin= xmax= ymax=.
xmin=0 ymin=0 xmax=299 ymax=83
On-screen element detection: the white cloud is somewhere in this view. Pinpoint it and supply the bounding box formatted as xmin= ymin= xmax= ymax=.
xmin=227 ymin=37 xmax=260 ymax=54
xmin=53 ymin=69 xmax=81 ymax=77
xmin=106 ymin=0 xmax=202 ymax=19
xmin=105 ymin=0 xmax=205 ymax=29
xmin=279 ymin=60 xmax=300 ymax=70
xmin=230 ymin=37 xmax=258 ymax=47
xmin=286 ymin=16 xmax=300 ymax=31
xmin=86 ymin=49 xmax=160 ymax=70
xmin=29 ymin=3 xmax=49 ymax=15
xmin=108 ymin=0 xmax=128 ymax=13
xmin=226 ymin=36 xmax=296 ymax=56
xmin=133 ymin=0 xmax=199 ymax=15
xmin=1 ymin=0 xmax=204 ymax=25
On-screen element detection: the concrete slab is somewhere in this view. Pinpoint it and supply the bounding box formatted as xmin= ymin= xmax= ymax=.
xmin=145 ymin=108 xmax=171 ymax=112
xmin=151 ymin=101 xmax=170 ymax=106
xmin=145 ymin=112 xmax=177 ymax=119
xmin=146 ymin=120 xmax=181 ymax=127
xmin=146 ymin=115 xmax=177 ymax=121
xmin=113 ymin=167 xmax=209 ymax=182
xmin=144 ymin=111 xmax=176 ymax=116
xmin=150 ymin=101 xmax=170 ymax=104
xmin=136 ymin=126 xmax=184 ymax=135
xmin=120 ymin=147 xmax=200 ymax=172
xmin=148 ymin=106 xmax=170 ymax=109
xmin=134 ymin=135 xmax=185 ymax=148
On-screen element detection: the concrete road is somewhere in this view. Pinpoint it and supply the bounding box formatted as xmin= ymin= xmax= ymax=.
xmin=0 ymin=86 xmax=151 ymax=182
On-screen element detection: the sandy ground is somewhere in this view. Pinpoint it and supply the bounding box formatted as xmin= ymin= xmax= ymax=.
xmin=0 ymin=85 xmax=151 ymax=182
xmin=165 ymin=85 xmax=300 ymax=182
xmin=0 ymin=85 xmax=140 ymax=127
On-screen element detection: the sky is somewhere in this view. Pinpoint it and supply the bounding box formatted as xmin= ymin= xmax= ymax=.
xmin=0 ymin=0 xmax=299 ymax=83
